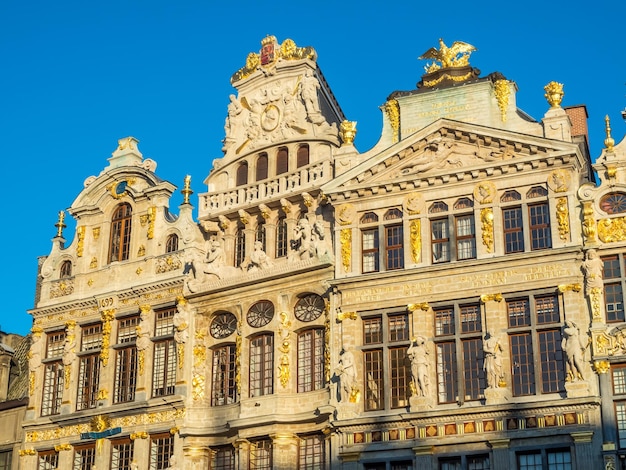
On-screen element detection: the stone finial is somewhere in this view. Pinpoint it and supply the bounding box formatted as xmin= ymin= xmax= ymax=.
xmin=604 ymin=115 xmax=615 ymax=151
xmin=339 ymin=120 xmax=357 ymax=146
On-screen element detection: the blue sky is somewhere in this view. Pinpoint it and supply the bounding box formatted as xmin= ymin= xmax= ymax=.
xmin=1 ymin=0 xmax=625 ymax=336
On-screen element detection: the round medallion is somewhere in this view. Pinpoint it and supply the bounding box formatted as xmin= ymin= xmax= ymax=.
xmin=261 ymin=104 xmax=280 ymax=131
xmin=294 ymin=294 xmax=325 ymax=322
xmin=210 ymin=312 xmax=238 ymax=339
xmin=247 ymin=300 xmax=275 ymax=328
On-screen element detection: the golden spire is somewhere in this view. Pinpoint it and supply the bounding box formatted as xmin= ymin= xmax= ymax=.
xmin=604 ymin=115 xmax=615 ymax=151
xmin=181 ymin=175 xmax=193 ymax=204
xmin=55 ymin=210 xmax=66 ymax=238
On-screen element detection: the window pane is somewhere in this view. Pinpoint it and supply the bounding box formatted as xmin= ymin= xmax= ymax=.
xmin=389 ymin=314 xmax=409 ymax=342
xmin=362 ymin=229 xmax=380 ymax=273
xmin=529 ymin=203 xmax=551 ymax=250
xmin=436 ymin=342 xmax=457 ymax=403
xmin=603 ymin=255 xmax=621 ymax=278
xmin=614 ymin=366 xmax=626 ymax=394
xmin=460 ymin=305 xmax=481 ymax=333
xmin=503 ymin=207 xmax=524 ymax=253
xmin=538 ymin=329 xmax=564 ymax=393
xmin=617 ymin=401 xmax=626 ymax=449
xmin=389 ymin=346 xmax=410 ymax=408
xmin=432 ymin=219 xmax=450 ymax=263
xmin=518 ymin=452 xmax=542 ymax=470
xmin=250 ymin=334 xmax=274 ymax=397
xmin=463 ymin=338 xmax=484 ymax=400
xmin=250 ymin=440 xmax=272 ymax=470
xmin=535 ymin=295 xmax=559 ymax=324
xmin=507 ymin=299 xmax=530 ymax=327
xmin=547 ymin=450 xmax=571 ymax=470
xmin=364 ymin=349 xmax=383 ymax=410
xmin=299 ymin=435 xmax=325 ymax=469
xmin=435 ymin=308 xmax=455 ymax=336
xmin=298 ymin=329 xmax=324 ymax=393
xmin=456 ymin=215 xmax=476 ymax=260
xmin=150 ymin=434 xmax=174 ymax=470
xmin=386 ymin=224 xmax=404 ymax=270
xmin=605 ymin=283 xmax=625 ymax=322
xmin=211 ymin=345 xmax=237 ymax=406
xmin=364 ymin=317 xmax=383 ymax=344
xmin=510 ymin=333 xmax=535 ymax=396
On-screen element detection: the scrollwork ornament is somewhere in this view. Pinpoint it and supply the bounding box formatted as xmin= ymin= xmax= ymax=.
xmin=556 ymin=197 xmax=570 ymax=241
xmin=409 ymin=219 xmax=421 ymax=263
xmin=340 ymin=228 xmax=352 ymax=273
xmin=494 ymin=79 xmax=510 ymax=122
xmin=480 ymin=208 xmax=494 ymax=253
xmin=598 ymin=217 xmax=626 ymax=243
xmin=384 ymin=99 xmax=400 ymax=143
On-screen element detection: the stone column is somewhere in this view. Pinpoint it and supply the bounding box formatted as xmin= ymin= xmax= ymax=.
xmin=130 ymin=432 xmax=150 ymax=467
xmin=183 ymin=438 xmax=211 ymax=469
xmin=489 ymin=438 xmax=510 ymax=470
xmin=413 ymin=445 xmax=434 ymax=468
xmin=571 ymin=431 xmax=595 ymax=468
xmin=271 ymin=432 xmax=299 ymax=470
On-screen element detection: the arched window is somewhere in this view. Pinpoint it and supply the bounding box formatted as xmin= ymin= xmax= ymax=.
xmin=236 ymin=162 xmax=248 ymax=186
xmin=165 ymin=234 xmax=179 ymax=253
xmin=256 ymin=153 xmax=268 ymax=181
xmin=297 ymin=144 xmax=310 ymax=168
xmin=60 ymin=260 xmax=72 ymax=278
xmin=109 ymin=203 xmax=132 ymax=263
xmin=235 ymin=228 xmax=246 ymax=267
xmin=276 ymin=147 xmax=289 ymax=175
xmin=276 ymin=216 xmax=288 ymax=258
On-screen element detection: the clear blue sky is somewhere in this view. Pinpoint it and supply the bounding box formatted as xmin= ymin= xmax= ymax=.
xmin=1 ymin=0 xmax=625 ymax=336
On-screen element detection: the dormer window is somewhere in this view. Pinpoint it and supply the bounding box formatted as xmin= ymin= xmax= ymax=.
xmin=108 ymin=203 xmax=132 ymax=263
xmin=297 ymin=144 xmax=310 ymax=168
xmin=276 ymin=147 xmax=289 ymax=175
xmin=236 ymin=162 xmax=249 ymax=186
xmin=165 ymin=234 xmax=179 ymax=253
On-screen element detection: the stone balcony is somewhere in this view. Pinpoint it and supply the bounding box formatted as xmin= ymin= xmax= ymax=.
xmin=198 ymin=159 xmax=332 ymax=219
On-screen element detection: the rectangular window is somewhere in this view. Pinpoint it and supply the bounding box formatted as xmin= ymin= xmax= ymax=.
xmin=362 ymin=228 xmax=380 ymax=273
xmin=517 ymin=449 xmax=571 ymax=470
xmin=276 ymin=218 xmax=288 ymax=258
xmin=150 ymin=433 xmax=174 ymax=470
xmin=211 ymin=345 xmax=237 ymax=406
xmin=250 ymin=334 xmax=274 ymax=397
xmin=603 ymin=254 xmax=626 ymax=322
xmin=299 ymin=434 xmax=325 ymax=470
xmin=616 ymin=401 xmax=626 ymax=449
xmin=503 ymin=206 xmax=524 ymax=253
xmin=434 ymin=303 xmax=483 ymax=403
xmin=38 ymin=450 xmax=58 ymax=470
xmin=431 ymin=218 xmax=450 ymax=263
xmin=249 ymin=439 xmax=272 ymax=470
xmin=363 ymin=313 xmax=410 ymax=410
xmin=73 ymin=444 xmax=95 ymax=470
xmin=114 ymin=347 xmax=137 ymax=403
xmin=0 ymin=451 xmax=11 ymax=470
xmin=77 ymin=354 xmax=100 ymax=410
xmin=456 ymin=215 xmax=476 ymax=260
xmin=111 ymin=439 xmax=134 ymax=470
xmin=385 ymin=224 xmax=404 ymax=270
xmin=529 ymin=202 xmax=552 ymax=250
xmin=508 ymin=294 xmax=564 ymax=396
xmin=154 ymin=308 xmax=176 ymax=337
xmin=42 ymin=362 xmax=64 ymax=416
xmin=153 ymin=338 xmax=176 ymax=397
xmin=298 ymin=329 xmax=324 ymax=393
xmin=212 ymin=446 xmax=235 ymax=470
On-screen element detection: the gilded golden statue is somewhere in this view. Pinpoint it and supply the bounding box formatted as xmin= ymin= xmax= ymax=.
xmin=419 ymin=38 xmax=476 ymax=70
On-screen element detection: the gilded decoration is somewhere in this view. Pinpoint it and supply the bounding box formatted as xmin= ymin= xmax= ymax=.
xmin=493 ymin=79 xmax=510 ymax=122
xmin=278 ymin=311 xmax=292 ymax=387
xmin=384 ymin=99 xmax=400 ymax=143
xmin=474 ymin=181 xmax=496 ymax=204
xmin=544 ymin=81 xmax=564 ymax=108
xmin=231 ymin=36 xmax=316 ymax=83
xmin=480 ymin=293 xmax=503 ymax=303
xmin=100 ymin=309 xmax=115 ymax=366
xmin=340 ymin=228 xmax=352 ymax=273
xmin=404 ymin=193 xmax=424 ymax=215
xmin=419 ymin=38 xmax=476 ymax=72
xmin=582 ymin=201 xmax=597 ymax=243
xmin=130 ymin=431 xmax=149 ymax=440
xmin=147 ymin=206 xmax=156 ymax=239
xmin=556 ymin=197 xmax=570 ymax=241
xmin=19 ymin=449 xmax=36 ymax=456
xmin=55 ymin=443 xmax=72 ymax=452
xmin=604 ymin=115 xmax=615 ymax=151
xmin=138 ymin=244 xmax=146 ymax=257
xmin=90 ymin=257 xmax=98 ymax=269
xmin=55 ymin=210 xmax=66 ymax=237
xmin=594 ymin=360 xmax=610 ymax=374
xmin=548 ymin=169 xmax=570 ymax=192
xmin=155 ymin=254 xmax=183 ymax=274
xmin=480 ymin=208 xmax=494 ymax=253
xmin=259 ymin=203 xmax=270 ymax=220
xmin=407 ymin=303 xmax=429 ymax=312
xmin=409 ymin=219 xmax=421 ymax=263
xmin=92 ymin=226 xmax=100 ymax=240
xmin=339 ymin=120 xmax=357 ymax=146
xmin=598 ymin=217 xmax=626 ymax=243
xmin=192 ymin=331 xmax=207 ymax=401
xmin=50 ymin=279 xmax=74 ymax=298
xmin=77 ymin=225 xmax=85 ymax=257
xmin=558 ymin=284 xmax=581 ymax=293
xmin=182 ymin=174 xmax=192 ymax=204
xmin=337 ymin=310 xmax=357 ymax=321
xmin=25 ymin=409 xmax=185 ymax=443
xmin=63 ymin=320 xmax=77 ymax=389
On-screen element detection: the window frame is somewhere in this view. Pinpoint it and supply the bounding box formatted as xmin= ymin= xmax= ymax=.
xmin=297 ymin=328 xmax=325 ymax=393
xmin=211 ymin=343 xmax=237 ymax=406
xmin=249 ymin=333 xmax=274 ymax=397
xmin=108 ymin=203 xmax=132 ymax=263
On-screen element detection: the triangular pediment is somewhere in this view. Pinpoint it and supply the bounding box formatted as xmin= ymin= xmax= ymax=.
xmin=324 ymin=118 xmax=581 ymax=197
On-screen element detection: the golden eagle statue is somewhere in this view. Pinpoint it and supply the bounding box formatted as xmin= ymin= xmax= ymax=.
xmin=419 ymin=38 xmax=476 ymax=70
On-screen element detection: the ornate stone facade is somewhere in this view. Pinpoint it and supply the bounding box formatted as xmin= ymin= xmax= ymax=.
xmin=22 ymin=36 xmax=626 ymax=469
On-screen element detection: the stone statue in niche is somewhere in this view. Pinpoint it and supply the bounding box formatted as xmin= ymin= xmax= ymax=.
xmin=407 ymin=336 xmax=430 ymax=396
xmin=336 ymin=349 xmax=357 ymax=402
xmin=562 ymin=320 xmax=588 ymax=381
xmin=248 ymin=241 xmax=273 ymax=271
